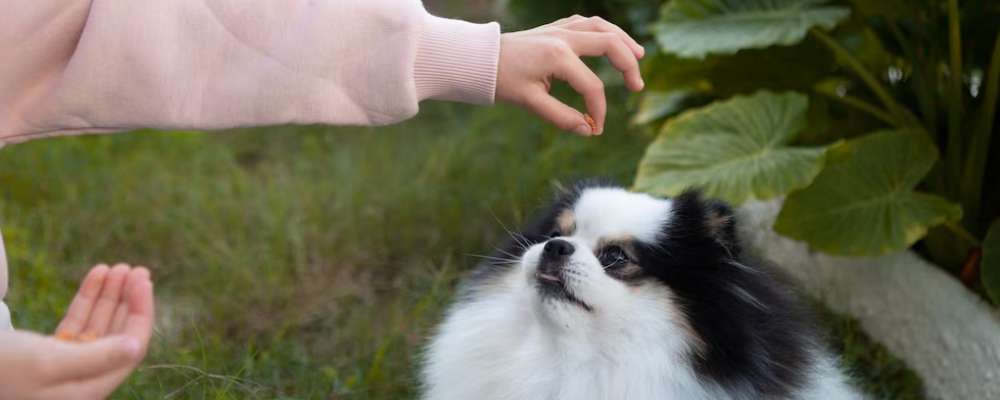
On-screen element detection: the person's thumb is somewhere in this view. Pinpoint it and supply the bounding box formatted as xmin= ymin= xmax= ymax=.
xmin=43 ymin=336 xmax=142 ymax=382
xmin=523 ymin=91 xmax=594 ymax=135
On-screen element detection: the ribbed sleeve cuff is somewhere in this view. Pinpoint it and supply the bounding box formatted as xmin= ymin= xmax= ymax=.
xmin=414 ymin=15 xmax=500 ymax=104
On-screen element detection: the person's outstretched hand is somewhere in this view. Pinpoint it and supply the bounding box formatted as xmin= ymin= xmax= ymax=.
xmin=496 ymin=15 xmax=645 ymax=136
xmin=0 ymin=264 xmax=155 ymax=400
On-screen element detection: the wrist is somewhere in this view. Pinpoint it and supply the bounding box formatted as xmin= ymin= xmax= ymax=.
xmin=414 ymin=15 xmax=500 ymax=104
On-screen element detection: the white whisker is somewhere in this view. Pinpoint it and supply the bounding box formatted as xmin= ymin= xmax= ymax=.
xmin=466 ymin=253 xmax=520 ymax=264
xmin=494 ymin=247 xmax=523 ymax=260
xmin=488 ymin=208 xmax=532 ymax=250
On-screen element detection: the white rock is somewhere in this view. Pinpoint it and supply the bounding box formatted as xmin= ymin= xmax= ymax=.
xmin=737 ymin=199 xmax=1000 ymax=400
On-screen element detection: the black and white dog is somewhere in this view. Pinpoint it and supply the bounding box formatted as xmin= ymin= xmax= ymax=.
xmin=421 ymin=182 xmax=861 ymax=400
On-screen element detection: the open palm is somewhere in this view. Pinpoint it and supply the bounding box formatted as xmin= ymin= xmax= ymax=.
xmin=0 ymin=264 xmax=154 ymax=400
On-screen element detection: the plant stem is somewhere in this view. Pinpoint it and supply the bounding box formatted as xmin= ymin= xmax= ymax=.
xmin=959 ymin=31 xmax=1000 ymax=232
xmin=814 ymin=88 xmax=897 ymax=127
xmin=945 ymin=0 xmax=965 ymax=197
xmin=945 ymin=221 xmax=981 ymax=246
xmin=885 ymin=20 xmax=949 ymax=195
xmin=810 ymin=28 xmax=920 ymax=128
xmin=979 ymin=33 xmax=1000 ymax=140
xmin=888 ymin=20 xmax=939 ymax=133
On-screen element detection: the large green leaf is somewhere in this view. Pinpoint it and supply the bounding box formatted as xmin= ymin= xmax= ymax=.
xmin=630 ymin=90 xmax=698 ymax=125
xmin=634 ymin=91 xmax=828 ymax=204
xmin=775 ymin=130 xmax=963 ymax=256
xmin=983 ymin=220 xmax=1000 ymax=305
xmin=654 ymin=0 xmax=850 ymax=59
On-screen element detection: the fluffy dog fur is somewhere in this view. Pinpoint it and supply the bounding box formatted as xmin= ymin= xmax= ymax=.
xmin=421 ymin=181 xmax=861 ymax=400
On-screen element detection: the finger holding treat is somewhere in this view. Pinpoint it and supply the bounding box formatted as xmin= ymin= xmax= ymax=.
xmin=496 ymin=16 xmax=644 ymax=136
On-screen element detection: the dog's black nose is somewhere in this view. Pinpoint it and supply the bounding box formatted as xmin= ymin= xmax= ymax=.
xmin=543 ymin=239 xmax=575 ymax=259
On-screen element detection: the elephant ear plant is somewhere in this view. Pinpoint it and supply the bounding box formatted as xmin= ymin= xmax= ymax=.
xmin=632 ymin=0 xmax=1000 ymax=303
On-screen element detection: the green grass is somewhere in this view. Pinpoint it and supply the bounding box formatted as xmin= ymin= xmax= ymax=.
xmin=0 ymin=89 xmax=923 ymax=398
xmin=815 ymin=304 xmax=926 ymax=399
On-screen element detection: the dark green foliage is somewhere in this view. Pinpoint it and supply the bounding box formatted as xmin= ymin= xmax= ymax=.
xmin=505 ymin=0 xmax=661 ymax=33
xmin=633 ymin=0 xmax=1000 ymax=300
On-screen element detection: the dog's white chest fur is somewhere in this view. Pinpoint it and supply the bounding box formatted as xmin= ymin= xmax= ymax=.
xmin=422 ymin=276 xmax=718 ymax=400
xmin=423 ymin=288 xmax=859 ymax=400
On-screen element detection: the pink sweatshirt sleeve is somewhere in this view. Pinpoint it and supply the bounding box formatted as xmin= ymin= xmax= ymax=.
xmin=0 ymin=0 xmax=501 ymax=145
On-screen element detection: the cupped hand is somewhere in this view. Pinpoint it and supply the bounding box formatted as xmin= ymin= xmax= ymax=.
xmin=0 ymin=264 xmax=155 ymax=400
xmin=496 ymin=15 xmax=645 ymax=136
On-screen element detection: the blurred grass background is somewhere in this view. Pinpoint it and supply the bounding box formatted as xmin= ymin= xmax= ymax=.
xmin=0 ymin=1 xmax=923 ymax=399
xmin=2 ymin=99 xmax=647 ymax=399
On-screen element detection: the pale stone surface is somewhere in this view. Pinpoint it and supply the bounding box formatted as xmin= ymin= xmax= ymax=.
xmin=737 ymin=200 xmax=1000 ymax=399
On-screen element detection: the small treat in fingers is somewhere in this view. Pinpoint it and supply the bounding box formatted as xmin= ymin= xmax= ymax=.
xmin=583 ymin=114 xmax=597 ymax=133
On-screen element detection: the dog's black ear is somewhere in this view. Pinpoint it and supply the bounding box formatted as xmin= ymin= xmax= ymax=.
xmin=703 ymin=198 xmax=737 ymax=251
xmin=670 ymin=190 xmax=739 ymax=256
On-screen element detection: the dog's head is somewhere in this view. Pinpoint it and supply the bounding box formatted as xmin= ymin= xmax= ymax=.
xmin=508 ymin=182 xmax=737 ymax=326
xmin=469 ymin=181 xmax=812 ymax=394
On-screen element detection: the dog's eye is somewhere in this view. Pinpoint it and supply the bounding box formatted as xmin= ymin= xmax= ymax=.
xmin=599 ymin=245 xmax=629 ymax=269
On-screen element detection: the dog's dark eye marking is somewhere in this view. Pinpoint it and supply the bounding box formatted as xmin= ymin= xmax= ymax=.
xmin=548 ymin=230 xmax=562 ymax=238
xmin=599 ymin=245 xmax=630 ymax=269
